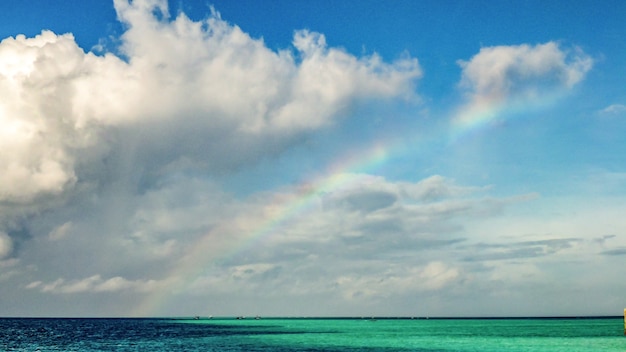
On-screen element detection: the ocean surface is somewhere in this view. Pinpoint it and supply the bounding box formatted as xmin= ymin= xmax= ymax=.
xmin=1 ymin=317 xmax=624 ymax=351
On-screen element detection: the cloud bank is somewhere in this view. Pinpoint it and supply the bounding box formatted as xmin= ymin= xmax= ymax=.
xmin=0 ymin=0 xmax=420 ymax=240
xmin=0 ymin=0 xmax=427 ymax=315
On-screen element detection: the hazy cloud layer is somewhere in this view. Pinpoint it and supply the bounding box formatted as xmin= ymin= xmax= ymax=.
xmin=21 ymin=171 xmax=620 ymax=317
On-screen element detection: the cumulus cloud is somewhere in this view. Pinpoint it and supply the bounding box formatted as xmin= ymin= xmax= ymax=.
xmin=0 ymin=0 xmax=418 ymax=313
xmin=0 ymin=32 xmax=86 ymax=203
xmin=0 ymin=0 xmax=420 ymax=244
xmin=458 ymin=42 xmax=592 ymax=101
xmin=80 ymin=0 xmax=421 ymax=134
xmin=454 ymin=42 xmax=592 ymax=125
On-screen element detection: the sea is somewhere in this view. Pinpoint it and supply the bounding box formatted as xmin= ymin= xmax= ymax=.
xmin=1 ymin=316 xmax=624 ymax=351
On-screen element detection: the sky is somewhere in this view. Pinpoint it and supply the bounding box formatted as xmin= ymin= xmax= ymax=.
xmin=0 ymin=0 xmax=625 ymax=318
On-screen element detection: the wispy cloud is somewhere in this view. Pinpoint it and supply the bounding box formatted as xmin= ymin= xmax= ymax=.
xmin=599 ymin=104 xmax=626 ymax=115
xmin=463 ymin=238 xmax=581 ymax=262
xmin=600 ymin=248 xmax=626 ymax=256
xmin=26 ymin=275 xmax=165 ymax=294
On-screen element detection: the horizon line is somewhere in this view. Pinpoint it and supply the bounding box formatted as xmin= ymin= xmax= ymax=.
xmin=1 ymin=315 xmax=622 ymax=320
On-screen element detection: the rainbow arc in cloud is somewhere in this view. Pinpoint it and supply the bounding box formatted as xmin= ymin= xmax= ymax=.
xmin=449 ymin=88 xmax=566 ymax=143
xmin=133 ymin=87 xmax=567 ymax=317
xmin=132 ymin=142 xmax=393 ymax=316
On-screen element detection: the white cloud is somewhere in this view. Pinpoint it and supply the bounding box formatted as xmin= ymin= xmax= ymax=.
xmin=0 ymin=32 xmax=84 ymax=203
xmin=599 ymin=104 xmax=626 ymax=115
xmin=48 ymin=222 xmax=73 ymax=241
xmin=402 ymin=175 xmax=488 ymax=201
xmin=0 ymin=0 xmax=420 ymax=244
xmin=458 ymin=42 xmax=592 ymax=100
xmin=0 ymin=232 xmax=12 ymax=259
xmin=419 ymin=261 xmax=460 ymax=289
xmin=75 ymin=0 xmax=421 ymax=135
xmin=25 ymin=281 xmax=42 ymax=289
xmin=334 ymin=261 xmax=460 ymax=300
xmin=454 ymin=42 xmax=592 ymax=125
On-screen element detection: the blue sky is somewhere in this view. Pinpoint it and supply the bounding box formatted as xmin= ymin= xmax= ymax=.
xmin=0 ymin=0 xmax=625 ymax=317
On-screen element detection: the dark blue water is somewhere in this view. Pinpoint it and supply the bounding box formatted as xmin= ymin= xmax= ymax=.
xmin=1 ymin=318 xmax=282 ymax=351
xmin=1 ymin=317 xmax=624 ymax=351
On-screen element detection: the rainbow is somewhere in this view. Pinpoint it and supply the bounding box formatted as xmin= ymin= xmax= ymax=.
xmin=449 ymin=89 xmax=565 ymax=143
xmin=132 ymin=142 xmax=393 ymax=316
xmin=133 ymin=89 xmax=566 ymax=316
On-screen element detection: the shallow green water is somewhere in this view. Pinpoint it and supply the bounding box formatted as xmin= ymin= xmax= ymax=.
xmin=184 ymin=317 xmax=626 ymax=351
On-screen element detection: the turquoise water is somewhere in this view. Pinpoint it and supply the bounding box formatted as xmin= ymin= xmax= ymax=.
xmin=186 ymin=317 xmax=626 ymax=351
xmin=1 ymin=317 xmax=624 ymax=351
